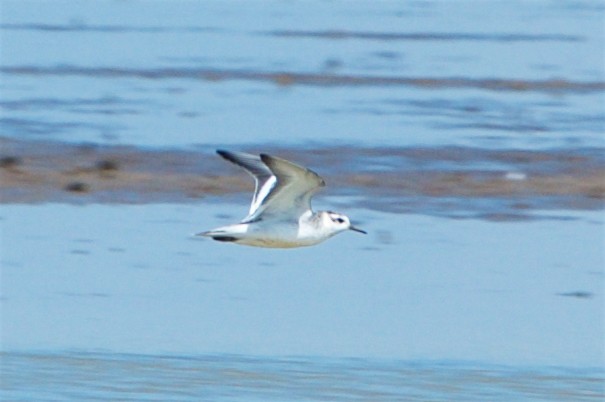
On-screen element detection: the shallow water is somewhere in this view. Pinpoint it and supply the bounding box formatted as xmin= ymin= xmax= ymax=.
xmin=2 ymin=352 xmax=603 ymax=402
xmin=1 ymin=1 xmax=604 ymax=148
xmin=1 ymin=204 xmax=603 ymax=365
xmin=1 ymin=203 xmax=604 ymax=400
xmin=1 ymin=1 xmax=604 ymax=400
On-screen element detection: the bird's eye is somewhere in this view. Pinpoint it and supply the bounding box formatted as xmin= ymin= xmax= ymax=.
xmin=335 ymin=218 xmax=345 ymax=224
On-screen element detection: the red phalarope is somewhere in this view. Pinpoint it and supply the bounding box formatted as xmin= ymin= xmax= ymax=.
xmin=197 ymin=150 xmax=366 ymax=248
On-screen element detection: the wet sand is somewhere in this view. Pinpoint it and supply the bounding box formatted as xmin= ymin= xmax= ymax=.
xmin=1 ymin=138 xmax=603 ymax=219
xmin=3 ymin=65 xmax=603 ymax=93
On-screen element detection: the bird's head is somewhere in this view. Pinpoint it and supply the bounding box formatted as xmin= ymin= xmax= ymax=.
xmin=323 ymin=211 xmax=367 ymax=235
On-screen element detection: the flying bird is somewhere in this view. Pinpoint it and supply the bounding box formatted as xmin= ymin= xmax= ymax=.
xmin=197 ymin=150 xmax=366 ymax=248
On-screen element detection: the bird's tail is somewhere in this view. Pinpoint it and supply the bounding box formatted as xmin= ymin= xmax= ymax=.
xmin=195 ymin=224 xmax=247 ymax=243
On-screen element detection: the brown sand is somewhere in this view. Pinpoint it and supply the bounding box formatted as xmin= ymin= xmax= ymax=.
xmin=1 ymin=137 xmax=603 ymax=218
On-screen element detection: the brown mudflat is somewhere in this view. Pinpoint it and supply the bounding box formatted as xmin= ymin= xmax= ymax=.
xmin=1 ymin=137 xmax=603 ymax=219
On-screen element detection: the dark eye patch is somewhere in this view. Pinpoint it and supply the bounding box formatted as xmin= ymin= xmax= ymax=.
xmin=334 ymin=217 xmax=345 ymax=223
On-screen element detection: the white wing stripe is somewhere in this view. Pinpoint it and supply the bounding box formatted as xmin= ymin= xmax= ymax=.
xmin=216 ymin=150 xmax=275 ymax=219
xmin=217 ymin=150 xmax=325 ymax=224
xmin=250 ymin=175 xmax=276 ymax=216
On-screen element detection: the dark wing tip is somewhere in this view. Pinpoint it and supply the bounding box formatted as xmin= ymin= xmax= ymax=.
xmin=259 ymin=153 xmax=279 ymax=171
xmin=216 ymin=149 xmax=241 ymax=165
xmin=260 ymin=153 xmax=288 ymax=175
xmin=261 ymin=153 xmax=326 ymax=188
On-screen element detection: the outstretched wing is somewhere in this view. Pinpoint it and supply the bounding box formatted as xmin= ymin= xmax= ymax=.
xmin=216 ymin=150 xmax=276 ymax=217
xmin=216 ymin=150 xmax=326 ymax=223
xmin=246 ymin=153 xmax=325 ymax=221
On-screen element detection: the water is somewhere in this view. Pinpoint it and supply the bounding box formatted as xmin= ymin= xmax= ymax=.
xmin=1 ymin=204 xmax=604 ymax=400
xmin=1 ymin=1 xmax=604 ymax=400
xmin=1 ymin=1 xmax=604 ymax=148
xmin=2 ymin=352 xmax=603 ymax=402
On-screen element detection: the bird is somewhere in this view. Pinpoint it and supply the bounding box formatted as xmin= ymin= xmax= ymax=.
xmin=197 ymin=150 xmax=366 ymax=248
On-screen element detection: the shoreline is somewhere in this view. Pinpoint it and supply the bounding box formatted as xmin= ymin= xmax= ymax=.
xmin=3 ymin=65 xmax=604 ymax=93
xmin=1 ymin=137 xmax=603 ymax=219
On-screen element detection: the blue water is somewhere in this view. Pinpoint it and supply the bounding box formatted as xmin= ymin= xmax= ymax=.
xmin=2 ymin=352 xmax=603 ymax=402
xmin=1 ymin=1 xmax=604 ymax=400
xmin=1 ymin=204 xmax=604 ymax=400
xmin=1 ymin=1 xmax=604 ymax=148
xmin=1 ymin=203 xmax=603 ymax=365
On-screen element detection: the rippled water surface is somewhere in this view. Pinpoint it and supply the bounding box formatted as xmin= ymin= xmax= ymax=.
xmin=1 ymin=204 xmax=603 ymax=400
xmin=1 ymin=1 xmax=604 ymax=400
xmin=3 ymin=352 xmax=603 ymax=402
xmin=1 ymin=0 xmax=604 ymax=148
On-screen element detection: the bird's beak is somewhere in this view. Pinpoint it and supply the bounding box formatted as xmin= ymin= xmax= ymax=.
xmin=349 ymin=225 xmax=367 ymax=234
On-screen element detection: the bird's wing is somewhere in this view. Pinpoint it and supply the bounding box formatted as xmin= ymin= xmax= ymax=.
xmin=243 ymin=153 xmax=325 ymax=222
xmin=216 ymin=150 xmax=276 ymax=217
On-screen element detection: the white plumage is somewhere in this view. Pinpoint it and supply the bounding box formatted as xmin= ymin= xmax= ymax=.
xmin=197 ymin=150 xmax=366 ymax=248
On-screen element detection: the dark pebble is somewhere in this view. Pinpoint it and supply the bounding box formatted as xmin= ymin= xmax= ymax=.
xmin=65 ymin=181 xmax=90 ymax=193
xmin=0 ymin=156 xmax=22 ymax=168
xmin=95 ymin=159 xmax=120 ymax=171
